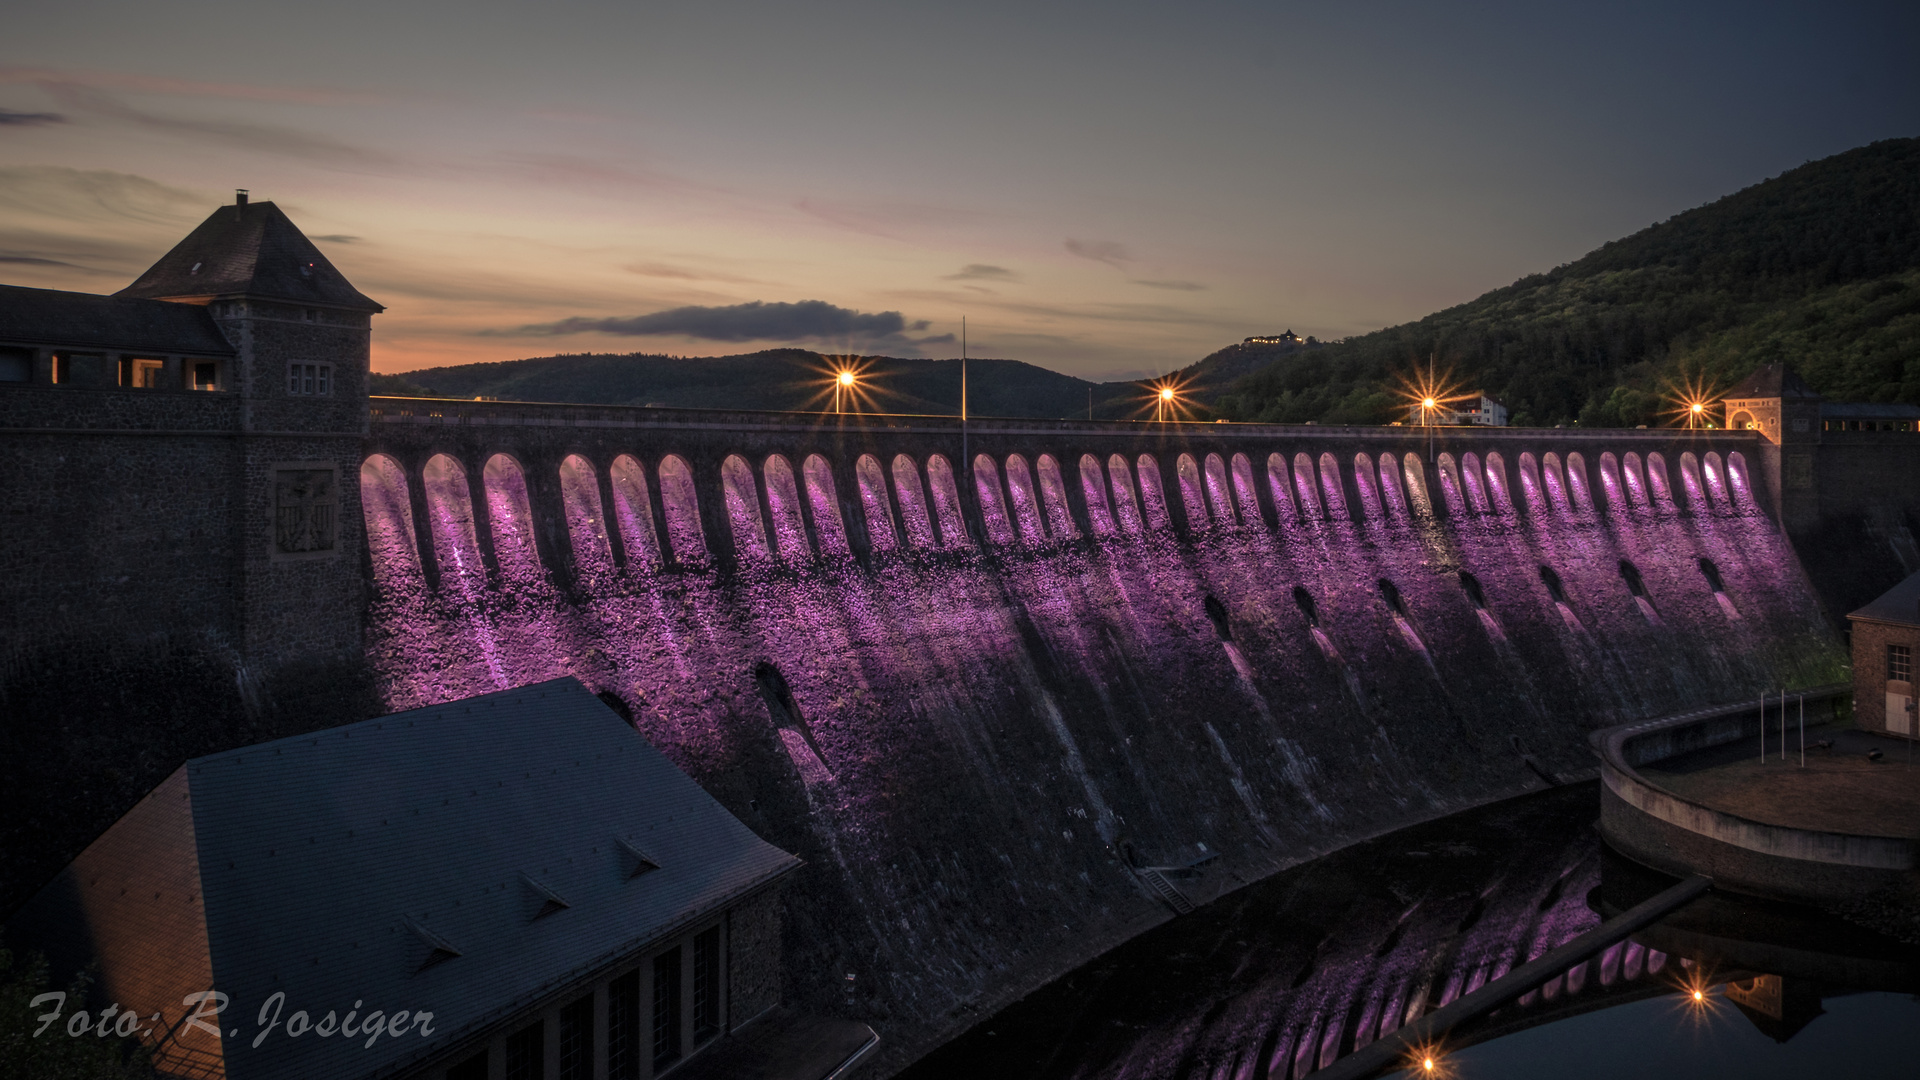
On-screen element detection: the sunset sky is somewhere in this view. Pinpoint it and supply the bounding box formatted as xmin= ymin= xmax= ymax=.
xmin=2 ymin=1 xmax=1915 ymax=379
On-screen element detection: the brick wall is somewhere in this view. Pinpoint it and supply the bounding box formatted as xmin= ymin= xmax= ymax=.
xmin=1850 ymin=619 xmax=1920 ymax=734
xmin=727 ymin=886 xmax=784 ymax=1030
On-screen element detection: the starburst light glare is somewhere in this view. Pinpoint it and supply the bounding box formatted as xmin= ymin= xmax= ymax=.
xmin=1662 ymin=372 xmax=1723 ymax=429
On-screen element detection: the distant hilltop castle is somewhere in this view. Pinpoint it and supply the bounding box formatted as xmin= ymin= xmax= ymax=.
xmin=1243 ymin=329 xmax=1316 ymax=346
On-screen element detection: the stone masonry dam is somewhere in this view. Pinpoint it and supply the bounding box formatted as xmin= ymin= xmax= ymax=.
xmin=353 ymin=399 xmax=1843 ymax=1073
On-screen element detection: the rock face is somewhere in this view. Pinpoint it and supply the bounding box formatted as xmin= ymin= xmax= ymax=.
xmin=359 ymin=435 xmax=1842 ymax=1071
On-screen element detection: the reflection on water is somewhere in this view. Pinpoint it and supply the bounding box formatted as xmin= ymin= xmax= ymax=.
xmin=1442 ymin=982 xmax=1917 ymax=1080
xmin=900 ymin=784 xmax=1920 ymax=1080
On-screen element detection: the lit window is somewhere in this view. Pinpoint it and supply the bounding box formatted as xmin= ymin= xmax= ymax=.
xmin=1892 ymin=645 xmax=1913 ymax=684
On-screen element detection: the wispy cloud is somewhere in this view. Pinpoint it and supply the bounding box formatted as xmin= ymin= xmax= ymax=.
xmin=943 ymin=263 xmax=1020 ymax=282
xmin=0 ymin=166 xmax=208 ymax=226
xmin=498 ymin=153 xmax=721 ymax=199
xmin=0 ymin=254 xmax=108 ymax=272
xmin=1131 ymin=278 xmax=1206 ymax=291
xmin=312 ymin=234 xmax=360 ymax=244
xmin=795 ymin=197 xmax=981 ymax=240
xmin=1064 ymin=238 xmax=1132 ymax=268
xmin=0 ymin=66 xmax=381 ymax=106
xmin=38 ymin=83 xmax=391 ymax=167
xmin=0 ymin=109 xmax=64 ymax=126
xmin=623 ymin=261 xmax=763 ymax=285
xmin=504 ymin=299 xmax=944 ymax=351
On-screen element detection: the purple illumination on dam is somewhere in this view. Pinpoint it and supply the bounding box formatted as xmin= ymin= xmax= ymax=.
xmin=356 ymin=409 xmax=1843 ymax=1063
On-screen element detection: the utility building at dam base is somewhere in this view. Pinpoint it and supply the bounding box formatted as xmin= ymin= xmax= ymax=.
xmin=5 ymin=195 xmax=1920 ymax=1078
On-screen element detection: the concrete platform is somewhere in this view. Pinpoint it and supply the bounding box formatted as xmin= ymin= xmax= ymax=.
xmin=1643 ymin=726 xmax=1920 ymax=839
xmin=1593 ymin=688 xmax=1920 ymax=903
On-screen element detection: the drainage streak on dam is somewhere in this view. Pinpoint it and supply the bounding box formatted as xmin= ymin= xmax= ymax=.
xmin=356 ymin=401 xmax=1844 ymax=1070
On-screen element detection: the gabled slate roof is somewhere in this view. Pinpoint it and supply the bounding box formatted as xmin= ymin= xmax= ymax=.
xmin=116 ymin=200 xmax=384 ymax=313
xmin=1724 ymin=363 xmax=1819 ymax=400
xmin=1850 ymin=569 xmax=1920 ymax=629
xmin=7 ymin=678 xmax=800 ymax=1080
xmin=0 ymin=283 xmax=236 ymax=355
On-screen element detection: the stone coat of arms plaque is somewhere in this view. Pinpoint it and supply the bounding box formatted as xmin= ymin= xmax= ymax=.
xmin=273 ymin=465 xmax=339 ymax=557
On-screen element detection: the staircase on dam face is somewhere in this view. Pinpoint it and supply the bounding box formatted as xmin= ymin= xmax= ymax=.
xmin=1137 ymin=868 xmax=1196 ymax=915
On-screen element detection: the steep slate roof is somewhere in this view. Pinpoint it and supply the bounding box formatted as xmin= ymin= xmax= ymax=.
xmin=1850 ymin=569 xmax=1920 ymax=629
xmin=117 ymin=200 xmax=384 ymax=313
xmin=0 ymin=283 xmax=236 ymax=355
xmin=7 ymin=678 xmax=799 ymax=1080
xmin=1724 ymin=363 xmax=1819 ymax=400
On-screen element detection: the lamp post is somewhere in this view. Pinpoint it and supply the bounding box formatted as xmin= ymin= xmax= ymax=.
xmin=1158 ymin=385 xmax=1175 ymax=423
xmin=835 ymin=369 xmax=855 ymax=414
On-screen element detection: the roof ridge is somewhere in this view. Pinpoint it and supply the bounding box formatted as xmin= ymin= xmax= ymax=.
xmin=115 ymin=199 xmax=383 ymax=313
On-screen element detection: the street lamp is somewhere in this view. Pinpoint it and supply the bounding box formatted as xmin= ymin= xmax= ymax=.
xmin=836 ymin=369 xmax=856 ymax=414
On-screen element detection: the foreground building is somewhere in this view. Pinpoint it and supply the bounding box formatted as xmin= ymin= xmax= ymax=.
xmin=7 ymin=679 xmax=804 ymax=1080
xmin=1850 ymin=570 xmax=1920 ymax=737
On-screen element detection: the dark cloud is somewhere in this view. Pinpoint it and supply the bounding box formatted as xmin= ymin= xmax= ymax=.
xmin=0 ymin=109 xmax=64 ymax=126
xmin=512 ymin=299 xmax=935 ymax=346
xmin=1131 ymin=278 xmax=1206 ymax=291
xmin=312 ymin=234 xmax=359 ymax=244
xmin=943 ymin=263 xmax=1019 ymax=282
xmin=1064 ymin=238 xmax=1132 ymax=268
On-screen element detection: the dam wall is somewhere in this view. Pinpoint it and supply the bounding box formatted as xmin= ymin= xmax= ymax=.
xmin=355 ymin=403 xmax=1845 ymax=1070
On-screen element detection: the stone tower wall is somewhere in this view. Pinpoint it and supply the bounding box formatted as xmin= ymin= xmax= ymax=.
xmin=208 ymin=298 xmax=371 ymax=668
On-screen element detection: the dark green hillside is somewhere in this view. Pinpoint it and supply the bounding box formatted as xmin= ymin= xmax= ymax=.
xmin=372 ymin=350 xmax=1180 ymax=420
xmin=1212 ymin=137 xmax=1920 ymax=427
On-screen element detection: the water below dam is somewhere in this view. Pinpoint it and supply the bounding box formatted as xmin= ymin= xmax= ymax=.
xmin=899 ymin=784 xmax=1920 ymax=1080
xmin=356 ymin=443 xmax=1849 ymax=1067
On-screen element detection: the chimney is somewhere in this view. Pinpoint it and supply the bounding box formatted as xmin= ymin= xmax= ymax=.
xmin=236 ymin=189 xmax=249 ymax=208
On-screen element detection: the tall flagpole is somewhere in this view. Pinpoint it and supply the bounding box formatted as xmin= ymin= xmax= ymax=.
xmin=961 ymin=317 xmax=968 ymax=474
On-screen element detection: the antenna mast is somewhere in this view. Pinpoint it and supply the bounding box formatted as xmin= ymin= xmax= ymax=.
xmin=961 ymin=317 xmax=968 ymax=470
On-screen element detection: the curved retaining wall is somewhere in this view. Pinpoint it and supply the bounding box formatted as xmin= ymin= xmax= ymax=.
xmin=1595 ymin=687 xmax=1915 ymax=902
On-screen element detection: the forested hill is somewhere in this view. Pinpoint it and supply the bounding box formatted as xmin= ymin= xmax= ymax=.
xmin=1211 ymin=137 xmax=1920 ymax=427
xmin=373 ymin=350 xmax=1138 ymax=419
